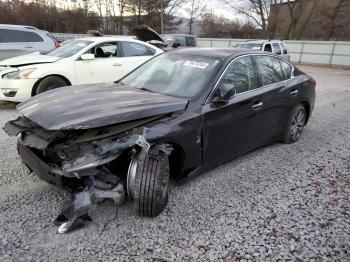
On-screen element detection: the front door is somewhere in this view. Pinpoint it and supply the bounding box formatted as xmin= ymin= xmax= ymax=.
xmin=74 ymin=41 xmax=124 ymax=84
xmin=202 ymin=55 xmax=264 ymax=167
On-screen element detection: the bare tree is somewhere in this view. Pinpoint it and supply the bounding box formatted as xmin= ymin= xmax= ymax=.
xmin=187 ymin=0 xmax=206 ymax=34
xmin=326 ymin=0 xmax=347 ymax=40
xmin=220 ymin=0 xmax=267 ymax=32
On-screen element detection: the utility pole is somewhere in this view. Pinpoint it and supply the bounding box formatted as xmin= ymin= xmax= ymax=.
xmin=160 ymin=0 xmax=164 ymax=34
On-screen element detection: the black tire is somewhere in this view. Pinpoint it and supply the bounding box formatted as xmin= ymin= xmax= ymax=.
xmin=35 ymin=76 xmax=68 ymax=95
xmin=283 ymin=104 xmax=307 ymax=144
xmin=128 ymin=150 xmax=169 ymax=217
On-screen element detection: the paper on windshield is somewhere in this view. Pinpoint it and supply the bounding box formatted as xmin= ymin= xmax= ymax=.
xmin=183 ymin=60 xmax=209 ymax=69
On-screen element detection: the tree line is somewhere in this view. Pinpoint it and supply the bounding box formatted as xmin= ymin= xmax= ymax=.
xmin=0 ymin=0 xmax=349 ymax=40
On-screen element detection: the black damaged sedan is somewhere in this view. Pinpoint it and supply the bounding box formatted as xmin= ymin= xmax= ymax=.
xmin=4 ymin=48 xmax=316 ymax=224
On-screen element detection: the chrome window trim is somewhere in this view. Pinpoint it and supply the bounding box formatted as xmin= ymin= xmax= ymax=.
xmin=205 ymin=53 xmax=295 ymax=104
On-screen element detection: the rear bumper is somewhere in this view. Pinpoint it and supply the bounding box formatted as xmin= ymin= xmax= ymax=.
xmin=18 ymin=140 xmax=65 ymax=187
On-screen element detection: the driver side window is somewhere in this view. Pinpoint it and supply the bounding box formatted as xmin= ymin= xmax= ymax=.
xmin=218 ymin=56 xmax=258 ymax=95
xmin=88 ymin=42 xmax=118 ymax=58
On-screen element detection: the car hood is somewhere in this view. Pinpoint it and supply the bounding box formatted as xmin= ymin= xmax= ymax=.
xmin=17 ymin=83 xmax=188 ymax=130
xmin=0 ymin=53 xmax=61 ymax=67
xmin=132 ymin=25 xmax=165 ymax=43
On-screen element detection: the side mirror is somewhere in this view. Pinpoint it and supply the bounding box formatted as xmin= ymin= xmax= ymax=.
xmin=172 ymin=42 xmax=181 ymax=48
xmin=212 ymin=83 xmax=236 ymax=103
xmin=80 ymin=53 xmax=95 ymax=60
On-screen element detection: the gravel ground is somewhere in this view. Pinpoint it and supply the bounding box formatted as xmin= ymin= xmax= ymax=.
xmin=0 ymin=65 xmax=349 ymax=261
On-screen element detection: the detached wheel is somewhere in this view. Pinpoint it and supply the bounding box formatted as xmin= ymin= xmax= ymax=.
xmin=127 ymin=149 xmax=169 ymax=217
xmin=35 ymin=76 xmax=68 ymax=95
xmin=283 ymin=104 xmax=306 ymax=144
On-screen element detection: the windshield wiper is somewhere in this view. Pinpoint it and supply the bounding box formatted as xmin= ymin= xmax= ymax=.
xmin=140 ymin=87 xmax=154 ymax=93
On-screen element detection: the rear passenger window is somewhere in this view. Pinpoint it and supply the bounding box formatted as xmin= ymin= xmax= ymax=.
xmin=273 ymin=43 xmax=282 ymax=55
xmin=174 ymin=36 xmax=186 ymax=46
xmin=185 ymin=37 xmax=196 ymax=46
xmin=255 ymin=56 xmax=285 ymax=85
xmin=281 ymin=43 xmax=288 ymax=54
xmin=219 ymin=56 xmax=258 ymax=94
xmin=264 ymin=44 xmax=272 ymax=52
xmin=280 ymin=60 xmax=292 ymax=79
xmin=0 ymin=29 xmax=43 ymax=43
xmin=121 ymin=42 xmax=155 ymax=57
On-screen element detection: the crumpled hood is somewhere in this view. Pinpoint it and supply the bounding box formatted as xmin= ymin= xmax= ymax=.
xmin=0 ymin=53 xmax=60 ymax=67
xmin=17 ymin=83 xmax=188 ymax=130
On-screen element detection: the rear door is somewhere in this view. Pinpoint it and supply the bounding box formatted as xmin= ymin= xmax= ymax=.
xmin=272 ymin=43 xmax=282 ymax=57
xmin=0 ymin=29 xmax=30 ymax=60
xmin=202 ymin=55 xmax=264 ymax=167
xmin=116 ymin=41 xmax=156 ymax=80
xmin=280 ymin=42 xmax=291 ymax=61
xmin=20 ymin=30 xmax=47 ymax=53
xmin=252 ymin=55 xmax=295 ymax=142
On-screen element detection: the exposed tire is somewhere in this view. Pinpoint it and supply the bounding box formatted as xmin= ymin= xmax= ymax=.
xmin=283 ymin=104 xmax=307 ymax=144
xmin=35 ymin=76 xmax=68 ymax=95
xmin=127 ymin=149 xmax=169 ymax=217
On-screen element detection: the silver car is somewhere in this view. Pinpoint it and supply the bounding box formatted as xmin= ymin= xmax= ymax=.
xmin=0 ymin=24 xmax=56 ymax=61
xmin=234 ymin=40 xmax=290 ymax=61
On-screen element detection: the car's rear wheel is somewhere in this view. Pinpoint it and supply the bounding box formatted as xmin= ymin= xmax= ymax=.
xmin=35 ymin=76 xmax=68 ymax=95
xmin=127 ymin=149 xmax=169 ymax=217
xmin=283 ymin=104 xmax=307 ymax=144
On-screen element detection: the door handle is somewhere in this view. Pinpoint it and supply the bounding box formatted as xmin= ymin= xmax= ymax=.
xmin=251 ymin=101 xmax=263 ymax=110
xmin=113 ymin=62 xmax=122 ymax=66
xmin=24 ymin=46 xmax=33 ymax=49
xmin=290 ymin=90 xmax=298 ymax=96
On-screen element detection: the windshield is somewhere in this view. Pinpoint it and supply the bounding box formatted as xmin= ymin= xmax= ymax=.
xmin=46 ymin=40 xmax=92 ymax=58
xmin=237 ymin=43 xmax=262 ymax=50
xmin=119 ymin=53 xmax=222 ymax=98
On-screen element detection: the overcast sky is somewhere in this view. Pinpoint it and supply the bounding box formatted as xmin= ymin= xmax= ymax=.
xmin=177 ymin=0 xmax=237 ymax=19
xmin=52 ymin=0 xmax=240 ymax=20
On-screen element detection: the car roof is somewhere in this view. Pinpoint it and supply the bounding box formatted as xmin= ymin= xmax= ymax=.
xmin=169 ymin=48 xmax=262 ymax=59
xmin=77 ymin=36 xmax=137 ymax=42
xmin=239 ymin=40 xmax=284 ymax=44
xmin=162 ymin=34 xmax=196 ymax=37
xmin=71 ymin=36 xmax=163 ymax=51
xmin=0 ymin=24 xmax=39 ymax=31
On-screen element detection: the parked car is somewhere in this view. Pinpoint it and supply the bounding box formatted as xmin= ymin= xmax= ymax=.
xmin=161 ymin=34 xmax=197 ymax=48
xmin=0 ymin=37 xmax=163 ymax=102
xmin=234 ymin=40 xmax=290 ymax=61
xmin=132 ymin=25 xmax=197 ymax=50
xmin=0 ymin=24 xmax=56 ymax=61
xmin=4 ymin=48 xmax=316 ymax=226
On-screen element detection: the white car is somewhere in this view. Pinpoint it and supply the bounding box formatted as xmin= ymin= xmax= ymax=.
xmin=0 ymin=37 xmax=163 ymax=102
xmin=0 ymin=24 xmax=57 ymax=61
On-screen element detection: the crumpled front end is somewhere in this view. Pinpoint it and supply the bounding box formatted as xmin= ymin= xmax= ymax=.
xmin=3 ymin=115 xmax=163 ymax=182
xmin=4 ymin=109 xmax=182 ymax=232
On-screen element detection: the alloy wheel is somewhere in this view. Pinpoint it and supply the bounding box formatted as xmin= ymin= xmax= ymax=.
xmin=290 ymin=109 xmax=305 ymax=141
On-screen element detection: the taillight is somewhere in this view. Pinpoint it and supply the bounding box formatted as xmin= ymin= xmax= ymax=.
xmin=55 ymin=40 xmax=61 ymax=48
xmin=310 ymin=79 xmax=316 ymax=88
